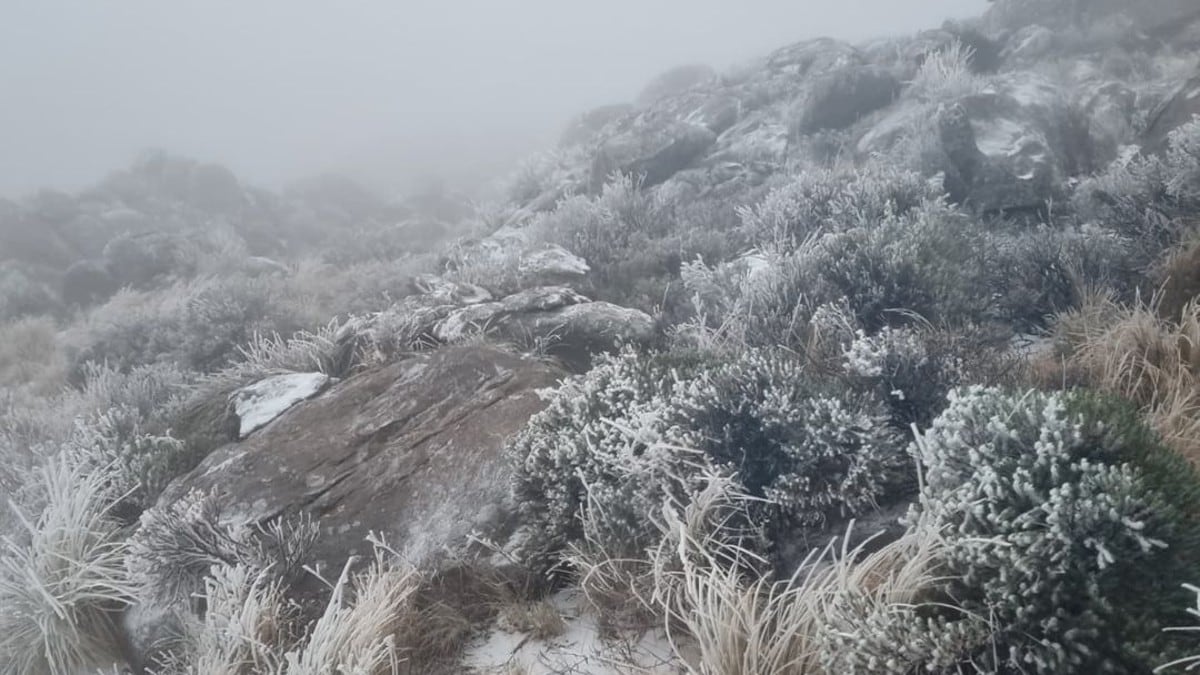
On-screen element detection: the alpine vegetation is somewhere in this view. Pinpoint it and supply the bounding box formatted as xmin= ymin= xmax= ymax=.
xmin=4 ymin=0 xmax=1200 ymax=672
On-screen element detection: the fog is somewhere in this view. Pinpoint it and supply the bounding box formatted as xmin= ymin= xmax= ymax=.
xmin=0 ymin=0 xmax=987 ymax=198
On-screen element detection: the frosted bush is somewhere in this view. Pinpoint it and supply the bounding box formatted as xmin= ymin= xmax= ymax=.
xmin=738 ymin=165 xmax=937 ymax=247
xmin=1073 ymin=119 xmax=1200 ymax=262
xmin=910 ymin=386 xmax=1200 ymax=672
xmin=672 ymin=348 xmax=906 ymax=533
xmin=508 ymin=349 xmax=706 ymax=564
xmin=907 ymin=40 xmax=986 ymax=103
xmin=128 ymin=489 xmax=317 ymax=607
xmin=509 ymin=347 xmax=910 ymax=565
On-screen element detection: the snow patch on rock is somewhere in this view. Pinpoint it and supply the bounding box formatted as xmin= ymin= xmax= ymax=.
xmin=230 ymin=372 xmax=329 ymax=438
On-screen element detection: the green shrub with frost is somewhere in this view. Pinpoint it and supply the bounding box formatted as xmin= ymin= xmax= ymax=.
xmin=671 ymin=348 xmax=907 ymax=535
xmin=684 ymin=197 xmax=993 ymax=347
xmin=508 ymin=348 xmax=709 ymax=564
xmin=907 ymin=386 xmax=1200 ymax=673
xmin=509 ymin=347 xmax=910 ymax=566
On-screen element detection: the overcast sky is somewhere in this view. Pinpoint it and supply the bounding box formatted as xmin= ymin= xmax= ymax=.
xmin=0 ymin=1 xmax=987 ymax=198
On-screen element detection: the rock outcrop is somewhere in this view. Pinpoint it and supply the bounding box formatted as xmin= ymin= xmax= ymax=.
xmin=1143 ymin=70 xmax=1200 ymax=155
xmin=158 ymin=346 xmax=565 ymax=571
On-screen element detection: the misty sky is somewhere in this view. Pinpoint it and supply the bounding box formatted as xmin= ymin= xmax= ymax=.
xmin=0 ymin=1 xmax=987 ymax=198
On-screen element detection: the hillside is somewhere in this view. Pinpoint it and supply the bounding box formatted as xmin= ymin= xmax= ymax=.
xmin=3 ymin=0 xmax=1200 ymax=672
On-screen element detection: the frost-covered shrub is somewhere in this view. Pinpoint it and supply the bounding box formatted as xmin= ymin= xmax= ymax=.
xmin=801 ymin=200 xmax=990 ymax=330
xmin=738 ymin=165 xmax=938 ymax=247
xmin=906 ymin=40 xmax=987 ymax=103
xmin=672 ymin=348 xmax=907 ymax=534
xmin=909 ymin=387 xmax=1200 ymax=672
xmin=839 ymin=324 xmax=1021 ymax=432
xmin=0 ymin=262 xmax=60 ymax=321
xmin=987 ymin=222 xmax=1138 ymax=329
xmin=686 ymin=197 xmax=993 ymax=347
xmin=66 ymin=274 xmax=318 ymax=379
xmin=508 ymin=349 xmax=709 ymax=564
xmin=509 ymin=347 xmax=911 ymax=567
xmin=127 ymin=489 xmax=318 ymax=607
xmin=178 ymin=274 xmax=315 ymax=373
xmin=1073 ymin=119 xmax=1200 ymax=263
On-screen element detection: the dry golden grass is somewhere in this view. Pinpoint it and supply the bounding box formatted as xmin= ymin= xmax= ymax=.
xmin=565 ymin=466 xmax=954 ymax=674
xmin=1046 ymin=290 xmax=1200 ymax=464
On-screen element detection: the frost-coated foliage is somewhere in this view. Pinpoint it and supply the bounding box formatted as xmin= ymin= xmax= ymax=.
xmin=0 ymin=452 xmax=135 ymax=675
xmin=128 ymin=490 xmax=318 ymax=607
xmin=908 ymin=387 xmax=1200 ymax=672
xmin=906 ymin=40 xmax=987 ymax=103
xmin=509 ymin=348 xmax=708 ymax=564
xmin=737 ymin=165 xmax=939 ymax=247
xmin=509 ymin=347 xmax=910 ymax=566
xmin=684 ymin=197 xmax=992 ymax=346
xmin=671 ymin=348 xmax=906 ymax=533
xmin=1073 ymin=119 xmax=1200 ymax=263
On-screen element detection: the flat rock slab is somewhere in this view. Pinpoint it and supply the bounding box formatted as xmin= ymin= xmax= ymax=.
xmin=231 ymin=372 xmax=330 ymax=438
xmin=161 ymin=346 xmax=564 ymax=570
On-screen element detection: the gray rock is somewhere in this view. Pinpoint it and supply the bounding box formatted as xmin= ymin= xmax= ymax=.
xmin=412 ymin=273 xmax=493 ymax=305
xmin=1142 ymin=70 xmax=1200 ymax=155
xmin=1081 ymin=81 xmax=1138 ymax=167
xmin=518 ymin=244 xmax=590 ymax=283
xmin=590 ymin=121 xmax=717 ymax=192
xmin=765 ymin=38 xmax=863 ymax=78
xmin=1001 ymin=25 xmax=1058 ymax=65
xmin=792 ymin=65 xmax=900 ymax=135
xmin=157 ymin=346 xmax=565 ymax=572
xmin=432 ymin=286 xmax=655 ymax=370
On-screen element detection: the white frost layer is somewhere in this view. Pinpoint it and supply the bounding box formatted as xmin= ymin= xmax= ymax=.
xmin=231 ymin=372 xmax=329 ymax=439
xmin=463 ymin=589 xmax=685 ymax=674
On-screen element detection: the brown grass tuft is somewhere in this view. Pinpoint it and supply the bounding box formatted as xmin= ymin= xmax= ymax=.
xmin=1046 ymin=291 xmax=1200 ymax=464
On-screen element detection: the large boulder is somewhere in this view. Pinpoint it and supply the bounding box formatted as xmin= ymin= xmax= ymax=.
xmin=765 ymin=38 xmax=862 ymax=78
xmin=1081 ymin=81 xmax=1139 ymax=167
xmin=863 ymin=73 xmax=1077 ymax=213
xmin=434 ymin=286 xmax=656 ymax=369
xmin=589 ymin=121 xmax=717 ymax=193
xmin=1142 ymin=70 xmax=1200 ymax=155
xmin=157 ymin=346 xmax=564 ymax=570
xmin=791 ymin=65 xmax=900 ymax=135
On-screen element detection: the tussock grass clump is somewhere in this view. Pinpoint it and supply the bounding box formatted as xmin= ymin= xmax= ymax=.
xmin=1049 ymin=292 xmax=1200 ymax=463
xmin=567 ymin=471 xmax=971 ymax=675
xmin=0 ymin=453 xmax=135 ymax=675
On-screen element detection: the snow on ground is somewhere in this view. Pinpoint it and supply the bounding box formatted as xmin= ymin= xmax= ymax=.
xmin=463 ymin=588 xmax=689 ymax=674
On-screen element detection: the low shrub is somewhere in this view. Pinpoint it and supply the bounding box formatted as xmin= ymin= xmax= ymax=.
xmin=508 ymin=346 xmax=912 ymax=568
xmin=909 ymin=386 xmax=1200 ymax=672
